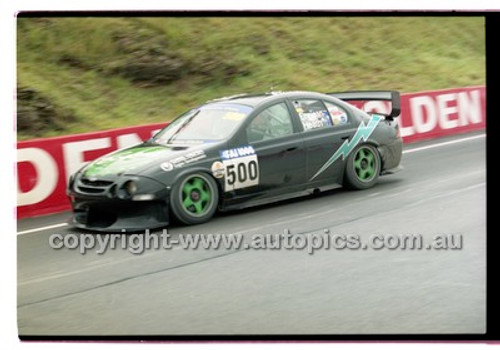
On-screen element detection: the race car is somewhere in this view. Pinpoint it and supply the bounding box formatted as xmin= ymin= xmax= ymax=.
xmin=67 ymin=90 xmax=403 ymax=231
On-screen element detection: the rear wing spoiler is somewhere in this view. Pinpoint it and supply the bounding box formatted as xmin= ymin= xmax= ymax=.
xmin=326 ymin=90 xmax=401 ymax=119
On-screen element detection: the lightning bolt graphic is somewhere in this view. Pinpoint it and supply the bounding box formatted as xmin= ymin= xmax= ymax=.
xmin=309 ymin=114 xmax=382 ymax=181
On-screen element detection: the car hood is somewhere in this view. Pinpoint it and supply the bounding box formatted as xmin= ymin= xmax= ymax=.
xmin=81 ymin=143 xmax=208 ymax=178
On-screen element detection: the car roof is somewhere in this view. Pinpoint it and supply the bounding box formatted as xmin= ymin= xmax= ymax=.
xmin=207 ymin=91 xmax=337 ymax=108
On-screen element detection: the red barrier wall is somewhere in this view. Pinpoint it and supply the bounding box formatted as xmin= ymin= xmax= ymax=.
xmin=355 ymin=86 xmax=486 ymax=143
xmin=17 ymin=122 xmax=168 ymax=218
xmin=16 ymin=86 xmax=485 ymax=219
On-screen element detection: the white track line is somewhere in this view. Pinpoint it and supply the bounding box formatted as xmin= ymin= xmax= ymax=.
xmin=17 ymin=222 xmax=68 ymax=235
xmin=17 ymin=132 xmax=486 ymax=236
xmin=403 ymin=133 xmax=485 ymax=154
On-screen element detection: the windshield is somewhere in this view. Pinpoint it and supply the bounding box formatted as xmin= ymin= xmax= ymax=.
xmin=153 ymin=103 xmax=253 ymax=144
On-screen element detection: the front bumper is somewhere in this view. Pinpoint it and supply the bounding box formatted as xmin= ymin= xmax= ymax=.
xmin=70 ymin=196 xmax=170 ymax=232
xmin=68 ymin=174 xmax=171 ymax=232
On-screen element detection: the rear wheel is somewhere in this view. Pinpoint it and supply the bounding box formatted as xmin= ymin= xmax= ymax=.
xmin=344 ymin=144 xmax=381 ymax=190
xmin=170 ymin=172 xmax=219 ymax=225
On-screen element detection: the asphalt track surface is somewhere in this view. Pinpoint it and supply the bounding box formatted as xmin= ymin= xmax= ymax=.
xmin=17 ymin=132 xmax=486 ymax=336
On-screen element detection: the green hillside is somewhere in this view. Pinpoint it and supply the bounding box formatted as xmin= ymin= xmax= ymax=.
xmin=17 ymin=16 xmax=485 ymax=140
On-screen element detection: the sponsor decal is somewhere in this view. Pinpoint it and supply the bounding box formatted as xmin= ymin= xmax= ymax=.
xmin=328 ymin=107 xmax=344 ymax=125
xmin=160 ymin=162 xmax=174 ymax=172
xmin=310 ymin=115 xmax=382 ymax=181
xmin=325 ymin=102 xmax=349 ymax=126
xmin=168 ymin=150 xmax=207 ymax=170
xmin=299 ymin=111 xmax=333 ymax=130
xmin=220 ymin=145 xmax=255 ymax=160
xmin=219 ymin=146 xmax=259 ymax=191
xmin=211 ymin=161 xmax=225 ymax=179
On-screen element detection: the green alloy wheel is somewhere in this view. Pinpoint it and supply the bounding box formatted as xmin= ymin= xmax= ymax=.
xmin=344 ymin=144 xmax=381 ymax=190
xmin=171 ymin=172 xmax=219 ymax=225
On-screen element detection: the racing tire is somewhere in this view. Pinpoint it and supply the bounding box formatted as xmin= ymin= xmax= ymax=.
xmin=344 ymin=144 xmax=381 ymax=190
xmin=170 ymin=172 xmax=219 ymax=225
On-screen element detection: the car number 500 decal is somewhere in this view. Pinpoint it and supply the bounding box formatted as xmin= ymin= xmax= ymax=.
xmin=219 ymin=146 xmax=260 ymax=191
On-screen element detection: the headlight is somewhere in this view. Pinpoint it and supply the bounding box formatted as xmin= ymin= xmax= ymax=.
xmin=117 ymin=180 xmax=138 ymax=199
xmin=124 ymin=180 xmax=138 ymax=195
xmin=115 ymin=177 xmax=164 ymax=200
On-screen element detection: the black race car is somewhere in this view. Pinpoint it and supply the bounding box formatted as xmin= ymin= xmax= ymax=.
xmin=67 ymin=90 xmax=403 ymax=231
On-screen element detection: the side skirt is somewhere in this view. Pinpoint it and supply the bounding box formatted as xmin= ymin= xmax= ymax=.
xmin=220 ymin=182 xmax=343 ymax=212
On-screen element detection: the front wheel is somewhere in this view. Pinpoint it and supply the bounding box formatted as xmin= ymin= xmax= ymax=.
xmin=344 ymin=144 xmax=381 ymax=190
xmin=170 ymin=172 xmax=219 ymax=225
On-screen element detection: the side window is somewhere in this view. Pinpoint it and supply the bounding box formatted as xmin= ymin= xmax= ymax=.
xmin=324 ymin=101 xmax=350 ymax=126
xmin=292 ymin=99 xmax=333 ymax=131
xmin=246 ymin=102 xmax=294 ymax=143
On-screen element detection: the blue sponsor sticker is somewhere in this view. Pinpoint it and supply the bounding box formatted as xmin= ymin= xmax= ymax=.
xmin=339 ymin=113 xmax=348 ymax=124
xmin=220 ymin=145 xmax=255 ymax=160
